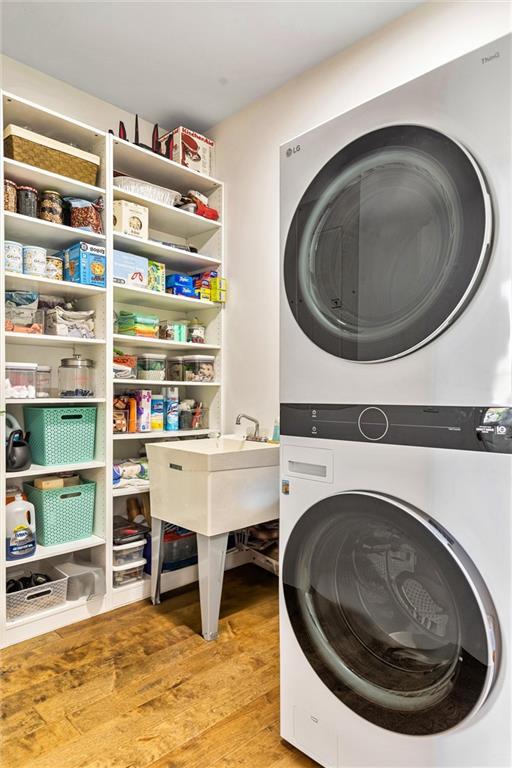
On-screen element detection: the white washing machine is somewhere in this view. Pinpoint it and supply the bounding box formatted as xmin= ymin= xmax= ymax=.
xmin=280 ymin=34 xmax=511 ymax=406
xmin=279 ymin=403 xmax=511 ymax=768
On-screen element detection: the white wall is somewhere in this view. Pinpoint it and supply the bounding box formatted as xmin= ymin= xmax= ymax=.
xmin=211 ymin=1 xmax=512 ymax=435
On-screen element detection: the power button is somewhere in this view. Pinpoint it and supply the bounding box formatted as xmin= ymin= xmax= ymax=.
xmin=358 ymin=407 xmax=389 ymax=441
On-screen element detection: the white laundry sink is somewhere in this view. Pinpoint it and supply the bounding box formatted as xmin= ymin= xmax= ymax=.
xmin=147 ymin=435 xmax=279 ymax=536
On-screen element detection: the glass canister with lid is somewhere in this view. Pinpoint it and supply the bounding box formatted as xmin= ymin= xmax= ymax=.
xmin=39 ymin=190 xmax=64 ymax=225
xmin=182 ymin=355 xmax=215 ymax=382
xmin=4 ymin=179 xmax=17 ymax=212
xmin=17 ymin=186 xmax=38 ymax=217
xmin=59 ymin=355 xmax=95 ymax=397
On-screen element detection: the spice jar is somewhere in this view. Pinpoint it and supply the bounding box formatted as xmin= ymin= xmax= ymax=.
xmin=39 ymin=190 xmax=63 ymax=225
xmin=58 ymin=355 xmax=95 ymax=397
xmin=4 ymin=179 xmax=17 ymax=212
xmin=17 ymin=186 xmax=38 ymax=218
xmin=35 ymin=365 xmax=52 ymax=398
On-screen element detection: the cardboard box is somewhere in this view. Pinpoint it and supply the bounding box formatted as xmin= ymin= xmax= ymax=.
xmin=113 ymin=200 xmax=149 ymax=239
xmin=210 ymin=277 xmax=227 ymax=304
xmin=34 ymin=474 xmax=81 ymax=490
xmin=171 ymin=126 xmax=214 ymax=177
xmin=171 ymin=284 xmax=196 ymax=297
xmin=61 ymin=242 xmax=106 ymax=287
xmin=113 ymin=250 xmax=148 ymax=288
xmin=166 ymin=273 xmax=194 ymax=290
xmin=148 ymin=260 xmax=165 ymax=293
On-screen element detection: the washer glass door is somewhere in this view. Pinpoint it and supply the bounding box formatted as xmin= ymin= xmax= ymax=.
xmin=284 ymin=126 xmax=492 ymax=361
xmin=282 ymin=492 xmax=498 ymax=735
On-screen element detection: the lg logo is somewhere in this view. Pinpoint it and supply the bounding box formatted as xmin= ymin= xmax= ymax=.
xmin=286 ymin=144 xmax=301 ymax=157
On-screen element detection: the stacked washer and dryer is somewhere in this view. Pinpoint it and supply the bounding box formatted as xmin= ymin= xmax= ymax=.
xmin=279 ymin=35 xmax=511 ymax=768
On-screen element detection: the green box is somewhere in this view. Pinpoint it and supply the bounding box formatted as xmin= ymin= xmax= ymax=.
xmin=148 ymin=260 xmax=165 ymax=293
xmin=23 ymin=406 xmax=97 ymax=465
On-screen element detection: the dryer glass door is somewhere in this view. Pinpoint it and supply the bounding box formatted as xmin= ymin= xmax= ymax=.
xmin=284 ymin=126 xmax=492 ymax=361
xmin=282 ymin=491 xmax=499 ymax=735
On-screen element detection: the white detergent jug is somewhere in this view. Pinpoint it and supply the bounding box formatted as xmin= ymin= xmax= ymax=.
xmin=6 ymin=493 xmax=36 ymax=560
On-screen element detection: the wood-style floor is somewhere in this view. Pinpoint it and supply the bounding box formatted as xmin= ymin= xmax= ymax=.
xmin=1 ymin=565 xmax=318 ymax=768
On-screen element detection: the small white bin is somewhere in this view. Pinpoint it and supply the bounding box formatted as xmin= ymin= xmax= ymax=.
xmin=112 ymin=558 xmax=146 ymax=588
xmin=112 ymin=540 xmax=146 ymax=567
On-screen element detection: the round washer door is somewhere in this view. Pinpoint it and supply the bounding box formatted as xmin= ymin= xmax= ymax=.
xmin=282 ymin=492 xmax=499 ymax=736
xmin=284 ymin=125 xmax=492 ymax=362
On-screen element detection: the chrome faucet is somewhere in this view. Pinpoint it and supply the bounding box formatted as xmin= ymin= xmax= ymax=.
xmin=235 ymin=413 xmax=260 ymax=438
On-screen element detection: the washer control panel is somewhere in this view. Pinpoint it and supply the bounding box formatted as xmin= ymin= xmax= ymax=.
xmin=282 ymin=404 xmax=512 ymax=453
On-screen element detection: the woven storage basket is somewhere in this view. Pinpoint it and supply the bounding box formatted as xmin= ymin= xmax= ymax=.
xmin=23 ymin=406 xmax=97 ymax=465
xmin=24 ymin=480 xmax=96 ymax=547
xmin=6 ymin=565 xmax=68 ymax=621
xmin=4 ymin=125 xmax=100 ymax=186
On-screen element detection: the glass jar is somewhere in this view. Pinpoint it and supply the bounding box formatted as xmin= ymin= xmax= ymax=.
xmin=39 ymin=190 xmax=63 ymax=225
xmin=17 ymin=186 xmax=38 ymax=218
xmin=35 ymin=365 xmax=52 ymax=398
xmin=58 ymin=355 xmax=95 ymax=397
xmin=4 ymin=179 xmax=17 ymax=212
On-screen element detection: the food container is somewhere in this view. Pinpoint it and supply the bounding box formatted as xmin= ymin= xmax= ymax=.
xmin=112 ymin=558 xmax=146 ymax=588
xmin=36 ymin=365 xmax=52 ymax=398
xmin=179 ymin=404 xmax=209 ymax=431
xmin=4 ymin=179 xmax=17 ymax=212
xmin=114 ymin=176 xmax=181 ymax=207
xmin=113 ymin=199 xmax=149 ymax=239
xmin=148 ymin=260 xmax=165 ymax=292
xmin=17 ymin=185 xmax=38 ymax=217
xmin=182 ymin=355 xmax=215 ymax=382
xmin=46 ymin=254 xmax=63 ymax=281
xmin=137 ymin=353 xmax=167 ymax=381
xmin=4 ymin=240 xmax=23 ymax=273
xmin=5 ymin=307 xmax=44 ymax=335
xmin=4 ymin=124 xmax=100 ymax=185
xmin=23 ymin=245 xmax=47 ymax=276
xmin=112 ymin=540 xmax=146 ymax=567
xmin=113 ymin=409 xmax=128 ymax=433
xmin=64 ymin=196 xmax=103 ymax=234
xmin=188 ymin=319 xmax=206 ymax=344
xmin=113 ymin=249 xmax=148 ymax=288
xmin=60 ymin=242 xmax=106 ymax=287
xmin=46 ymin=306 xmax=95 ymax=338
xmin=166 ymin=357 xmax=184 ymax=381
xmin=58 ymin=355 xmax=95 ymax=397
xmin=39 ymin=190 xmax=63 ymax=224
xmin=5 ymin=362 xmax=37 ymax=399
xmin=159 ymin=319 xmax=188 ymax=341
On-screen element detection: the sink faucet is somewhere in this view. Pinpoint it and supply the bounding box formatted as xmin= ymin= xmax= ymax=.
xmin=235 ymin=413 xmax=260 ymax=438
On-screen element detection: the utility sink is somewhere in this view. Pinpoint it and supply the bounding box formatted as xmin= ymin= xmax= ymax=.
xmin=147 ymin=435 xmax=279 ymax=536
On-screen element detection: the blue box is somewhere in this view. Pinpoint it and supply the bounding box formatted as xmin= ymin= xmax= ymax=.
xmin=172 ymin=285 xmax=196 ymax=297
xmin=165 ymin=273 xmax=194 ymax=290
xmin=60 ymin=242 xmax=106 ymax=287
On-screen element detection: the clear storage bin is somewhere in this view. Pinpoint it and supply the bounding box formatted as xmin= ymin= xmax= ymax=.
xmin=179 ymin=405 xmax=209 ymax=431
xmin=167 ymin=357 xmax=184 ymax=381
xmin=36 ymin=365 xmax=52 ymax=398
xmin=182 ymin=355 xmax=215 ymax=382
xmin=159 ymin=319 xmax=188 ymax=341
xmin=5 ymin=307 xmax=44 ymax=335
xmin=114 ymin=176 xmax=181 ymax=207
xmin=5 ymin=362 xmax=37 ymax=399
xmin=112 ymin=540 xmax=146 ymax=566
xmin=137 ymin=353 xmax=167 ymax=381
xmin=112 ymin=558 xmax=146 ymax=587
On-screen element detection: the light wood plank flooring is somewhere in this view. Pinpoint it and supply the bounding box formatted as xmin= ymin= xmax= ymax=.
xmin=1 ymin=565 xmax=318 ymax=768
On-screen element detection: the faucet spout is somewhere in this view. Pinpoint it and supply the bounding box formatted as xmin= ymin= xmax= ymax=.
xmin=235 ymin=413 xmax=260 ymax=438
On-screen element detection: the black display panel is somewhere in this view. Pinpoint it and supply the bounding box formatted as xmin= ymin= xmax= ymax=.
xmin=280 ymin=403 xmax=512 ymax=453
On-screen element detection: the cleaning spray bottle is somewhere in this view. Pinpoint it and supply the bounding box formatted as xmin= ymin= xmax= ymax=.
xmin=6 ymin=491 xmax=36 ymax=560
xmin=164 ymin=387 xmax=179 ymax=431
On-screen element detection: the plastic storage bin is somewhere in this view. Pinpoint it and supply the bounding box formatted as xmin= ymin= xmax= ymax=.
xmin=114 ymin=176 xmax=181 ymax=207
xmin=112 ymin=558 xmax=146 ymax=588
xmin=56 ymin=559 xmax=104 ymax=600
xmin=6 ymin=565 xmax=68 ymax=621
xmin=5 ymin=307 xmax=44 ymax=334
xmin=112 ymin=540 xmax=146 ymax=566
xmin=179 ymin=406 xmax=209 ymax=431
xmin=24 ymin=479 xmax=96 ymax=546
xmin=159 ymin=319 xmax=188 ymax=342
xmin=167 ymin=357 xmax=184 ymax=381
xmin=163 ymin=529 xmax=198 ymax=571
xmin=23 ymin=406 xmax=97 ymax=465
xmin=35 ymin=365 xmax=52 ymax=398
xmin=5 ymin=362 xmax=37 ymax=399
xmin=137 ymin=353 xmax=167 ymax=381
xmin=182 ymin=355 xmax=215 ymax=382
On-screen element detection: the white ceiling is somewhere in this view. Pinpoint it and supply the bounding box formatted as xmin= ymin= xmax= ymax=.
xmin=1 ymin=1 xmax=422 ymax=132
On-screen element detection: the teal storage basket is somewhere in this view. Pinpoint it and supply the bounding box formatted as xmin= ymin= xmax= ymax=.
xmin=23 ymin=406 xmax=97 ymax=465
xmin=24 ymin=480 xmax=96 ymax=546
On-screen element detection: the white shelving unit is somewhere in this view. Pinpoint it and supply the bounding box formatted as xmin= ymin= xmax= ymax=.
xmin=1 ymin=91 xmax=229 ymax=647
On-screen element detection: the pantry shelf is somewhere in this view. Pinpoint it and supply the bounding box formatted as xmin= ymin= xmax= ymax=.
xmin=4 ymin=158 xmax=105 ymax=202
xmin=113 ymin=186 xmax=221 ymax=239
xmin=5 ymin=270 xmax=106 ymax=297
xmin=6 ymin=397 xmax=106 ymax=404
xmin=113 ymin=232 xmax=220 ymax=271
xmin=5 ymin=535 xmax=105 ymax=569
xmin=113 ymin=379 xmax=220 ymax=387
xmin=112 ymin=429 xmax=212 ymax=440
xmin=6 ymin=460 xmax=105 ymax=479
xmin=113 ymin=283 xmax=218 ymax=311
xmin=113 ymin=136 xmax=221 ymax=196
xmin=112 ymin=333 xmax=220 ymax=352
xmin=112 ymin=485 xmax=150 ymax=497
xmin=5 ymin=594 xmax=104 ymax=631
xmin=6 ymin=332 xmax=106 ymax=347
xmin=4 ymin=211 xmax=106 ymax=250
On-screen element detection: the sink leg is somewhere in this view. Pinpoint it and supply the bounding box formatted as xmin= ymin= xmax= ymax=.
xmin=196 ymin=532 xmax=228 ymax=641
xmin=151 ymin=517 xmax=165 ymax=606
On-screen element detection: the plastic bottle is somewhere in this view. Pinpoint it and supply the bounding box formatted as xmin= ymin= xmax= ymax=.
xmin=6 ymin=493 xmax=36 ymax=560
xmin=270 ymin=419 xmax=280 ymax=444
xmin=151 ymin=394 xmax=164 ymax=431
xmin=164 ymin=387 xmax=179 ymax=431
